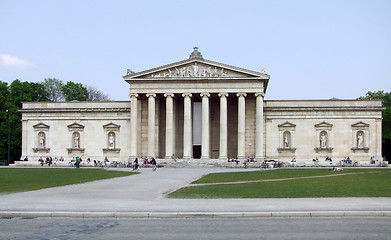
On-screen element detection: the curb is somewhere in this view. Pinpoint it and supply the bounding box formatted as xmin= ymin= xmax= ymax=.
xmin=1 ymin=211 xmax=391 ymax=219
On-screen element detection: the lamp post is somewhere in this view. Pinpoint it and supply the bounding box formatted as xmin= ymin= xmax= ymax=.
xmin=6 ymin=109 xmax=10 ymax=165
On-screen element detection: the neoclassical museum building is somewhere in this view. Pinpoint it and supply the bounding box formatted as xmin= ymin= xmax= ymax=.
xmin=20 ymin=48 xmax=383 ymax=163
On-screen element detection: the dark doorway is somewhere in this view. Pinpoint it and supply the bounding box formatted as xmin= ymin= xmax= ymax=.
xmin=193 ymin=145 xmax=201 ymax=159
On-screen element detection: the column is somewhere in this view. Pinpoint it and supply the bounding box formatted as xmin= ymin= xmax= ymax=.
xmin=200 ymin=92 xmax=210 ymax=159
xmin=218 ymin=92 xmax=228 ymax=160
xmin=255 ymin=93 xmax=265 ymax=161
xmin=146 ymin=93 xmax=156 ymax=158
xmin=377 ymin=118 xmax=382 ymax=160
xmin=182 ymin=93 xmax=192 ymax=159
xmin=129 ymin=93 xmax=138 ymax=159
xmin=237 ymin=93 xmax=247 ymax=160
xmin=164 ymin=93 xmax=174 ymax=159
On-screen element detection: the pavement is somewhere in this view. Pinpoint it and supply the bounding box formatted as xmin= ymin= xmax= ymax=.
xmin=0 ymin=167 xmax=390 ymax=218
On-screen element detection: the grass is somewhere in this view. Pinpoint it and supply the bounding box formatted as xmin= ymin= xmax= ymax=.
xmin=169 ymin=168 xmax=391 ymax=198
xmin=0 ymin=168 xmax=137 ymax=194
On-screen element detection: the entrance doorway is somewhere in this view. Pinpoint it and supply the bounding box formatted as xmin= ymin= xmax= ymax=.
xmin=193 ymin=102 xmax=202 ymax=159
xmin=193 ymin=145 xmax=201 ymax=159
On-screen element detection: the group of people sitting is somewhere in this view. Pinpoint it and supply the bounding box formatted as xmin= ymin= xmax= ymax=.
xmin=38 ymin=156 xmax=65 ymax=166
xmin=132 ymin=157 xmax=157 ymax=171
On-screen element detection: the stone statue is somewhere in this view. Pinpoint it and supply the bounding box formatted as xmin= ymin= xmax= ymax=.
xmin=73 ymin=133 xmax=79 ymax=148
xmin=193 ymin=63 xmax=199 ymax=77
xmin=39 ymin=133 xmax=45 ymax=148
xmin=284 ymin=133 xmax=289 ymax=148
xmin=357 ymin=132 xmax=364 ymax=148
xmin=108 ymin=133 xmax=115 ymax=149
xmin=320 ymin=132 xmax=327 ymax=148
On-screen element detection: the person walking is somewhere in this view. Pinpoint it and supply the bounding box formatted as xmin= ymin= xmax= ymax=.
xmin=151 ymin=157 xmax=157 ymax=171
xmin=133 ymin=158 xmax=139 ymax=171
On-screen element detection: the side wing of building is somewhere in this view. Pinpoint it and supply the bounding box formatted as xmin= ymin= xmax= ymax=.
xmin=20 ymin=101 xmax=131 ymax=162
xmin=265 ymin=100 xmax=383 ymax=162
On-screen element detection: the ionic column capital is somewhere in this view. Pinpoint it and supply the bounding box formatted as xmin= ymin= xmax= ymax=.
xmin=129 ymin=93 xmax=139 ymax=98
xmin=255 ymin=92 xmax=265 ymax=98
xmin=200 ymin=92 xmax=210 ymax=98
xmin=146 ymin=93 xmax=156 ymax=98
xmin=218 ymin=92 xmax=229 ymax=98
xmin=236 ymin=92 xmax=247 ymax=98
xmin=164 ymin=93 xmax=175 ymax=98
xmin=182 ymin=93 xmax=192 ymax=98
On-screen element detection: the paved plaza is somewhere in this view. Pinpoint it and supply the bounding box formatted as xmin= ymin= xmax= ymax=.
xmin=0 ymin=167 xmax=390 ymax=218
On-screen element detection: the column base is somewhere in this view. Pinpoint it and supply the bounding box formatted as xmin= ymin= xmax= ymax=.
xmin=219 ymin=156 xmax=228 ymax=161
xmin=201 ymin=156 xmax=210 ymax=160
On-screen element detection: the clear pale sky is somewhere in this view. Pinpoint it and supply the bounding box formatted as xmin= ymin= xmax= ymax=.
xmin=1 ymin=0 xmax=390 ymax=101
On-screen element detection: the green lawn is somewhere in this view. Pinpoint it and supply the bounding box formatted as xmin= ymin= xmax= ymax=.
xmin=0 ymin=168 xmax=137 ymax=194
xmin=169 ymin=168 xmax=391 ymax=198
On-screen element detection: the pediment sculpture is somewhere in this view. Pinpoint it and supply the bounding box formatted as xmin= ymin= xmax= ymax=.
xmin=149 ymin=63 xmax=230 ymax=78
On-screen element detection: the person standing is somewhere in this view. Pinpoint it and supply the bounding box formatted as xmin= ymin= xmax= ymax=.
xmin=75 ymin=156 xmax=81 ymax=168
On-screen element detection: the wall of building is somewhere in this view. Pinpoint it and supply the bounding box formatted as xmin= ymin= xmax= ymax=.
xmin=264 ymin=100 xmax=383 ymax=162
xmin=21 ymin=101 xmax=131 ymax=162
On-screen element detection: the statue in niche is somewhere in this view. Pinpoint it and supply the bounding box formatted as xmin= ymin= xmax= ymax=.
xmin=320 ymin=132 xmax=327 ymax=148
xmin=73 ymin=132 xmax=80 ymax=148
xmin=108 ymin=133 xmax=115 ymax=149
xmin=283 ymin=132 xmax=290 ymax=148
xmin=39 ymin=132 xmax=45 ymax=148
xmin=357 ymin=132 xmax=364 ymax=148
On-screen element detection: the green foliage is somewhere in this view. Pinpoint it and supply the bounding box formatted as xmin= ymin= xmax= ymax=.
xmin=0 ymin=78 xmax=108 ymax=163
xmin=169 ymin=169 xmax=391 ymax=198
xmin=9 ymin=79 xmax=48 ymax=107
xmin=61 ymin=81 xmax=89 ymax=101
xmin=0 ymin=82 xmax=10 ymax=162
xmin=359 ymin=90 xmax=391 ymax=160
xmin=0 ymin=168 xmax=136 ymax=193
xmin=42 ymin=78 xmax=65 ymax=101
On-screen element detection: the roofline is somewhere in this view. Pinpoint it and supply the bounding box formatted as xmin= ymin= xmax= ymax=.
xmin=123 ymin=57 xmax=269 ymax=79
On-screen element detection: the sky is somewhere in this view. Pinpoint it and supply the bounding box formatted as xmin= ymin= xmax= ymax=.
xmin=1 ymin=0 xmax=390 ymax=101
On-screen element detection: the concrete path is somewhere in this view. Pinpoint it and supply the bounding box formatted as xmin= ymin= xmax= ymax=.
xmin=0 ymin=168 xmax=390 ymax=218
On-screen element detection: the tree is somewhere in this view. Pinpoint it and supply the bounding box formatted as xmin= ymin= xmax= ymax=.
xmin=0 ymin=81 xmax=10 ymax=163
xmin=9 ymin=79 xmax=48 ymax=107
xmin=42 ymin=78 xmax=65 ymax=101
xmin=5 ymin=80 xmax=49 ymax=162
xmin=358 ymin=90 xmax=391 ymax=162
xmin=61 ymin=81 xmax=89 ymax=101
xmin=87 ymin=85 xmax=111 ymax=101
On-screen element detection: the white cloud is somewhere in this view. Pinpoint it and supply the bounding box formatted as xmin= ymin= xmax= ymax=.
xmin=0 ymin=54 xmax=33 ymax=67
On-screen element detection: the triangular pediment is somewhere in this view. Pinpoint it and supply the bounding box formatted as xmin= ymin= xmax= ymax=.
xmin=103 ymin=122 xmax=120 ymax=128
xmin=124 ymin=58 xmax=269 ymax=80
xmin=67 ymin=122 xmax=84 ymax=129
xmin=278 ymin=121 xmax=296 ymax=128
xmin=33 ymin=123 xmax=50 ymax=130
xmin=315 ymin=121 xmax=333 ymax=128
xmin=103 ymin=122 xmax=120 ymax=130
xmin=351 ymin=121 xmax=370 ymax=128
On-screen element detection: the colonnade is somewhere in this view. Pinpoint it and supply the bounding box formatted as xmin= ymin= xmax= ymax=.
xmin=129 ymin=92 xmax=265 ymax=161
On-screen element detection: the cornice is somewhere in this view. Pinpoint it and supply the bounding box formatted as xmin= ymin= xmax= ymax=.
xmin=19 ymin=107 xmax=130 ymax=114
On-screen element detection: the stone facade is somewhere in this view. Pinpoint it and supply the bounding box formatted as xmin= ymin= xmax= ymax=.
xmin=20 ymin=48 xmax=383 ymax=163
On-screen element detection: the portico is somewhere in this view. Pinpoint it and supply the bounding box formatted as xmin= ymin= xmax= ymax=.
xmin=124 ymin=47 xmax=269 ymax=161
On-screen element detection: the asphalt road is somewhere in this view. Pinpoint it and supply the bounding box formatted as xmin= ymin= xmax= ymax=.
xmin=1 ymin=217 xmax=390 ymax=240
